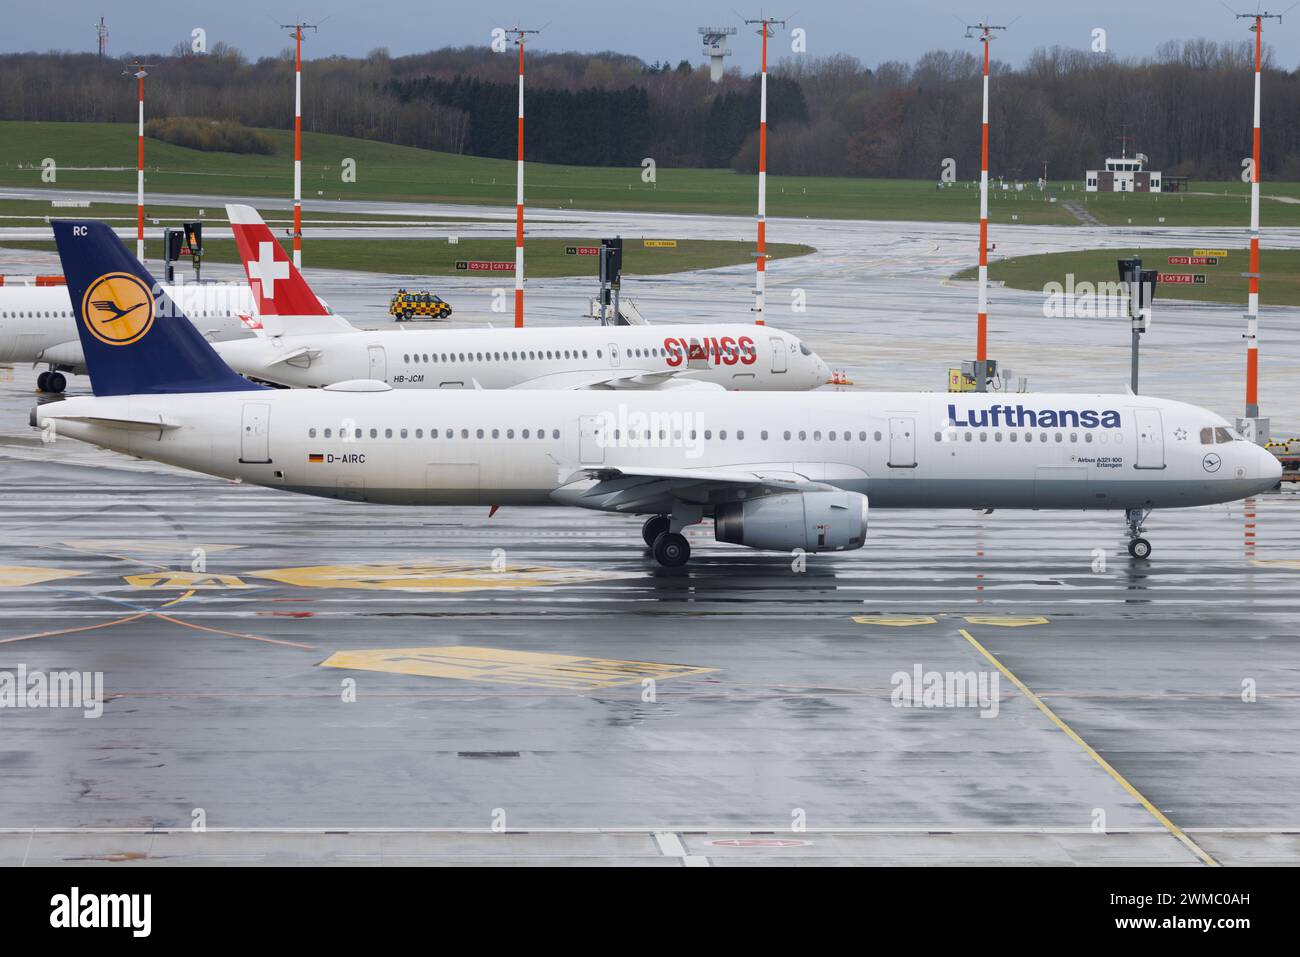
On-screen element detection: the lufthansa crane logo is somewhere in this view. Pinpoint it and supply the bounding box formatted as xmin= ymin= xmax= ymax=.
xmin=1202 ymin=452 xmax=1222 ymax=473
xmin=81 ymin=272 xmax=155 ymax=346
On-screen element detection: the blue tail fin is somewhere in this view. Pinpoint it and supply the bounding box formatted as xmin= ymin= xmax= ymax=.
xmin=51 ymin=220 xmax=264 ymax=396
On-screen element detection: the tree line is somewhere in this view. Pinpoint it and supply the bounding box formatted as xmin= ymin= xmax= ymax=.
xmin=0 ymin=38 xmax=1296 ymax=180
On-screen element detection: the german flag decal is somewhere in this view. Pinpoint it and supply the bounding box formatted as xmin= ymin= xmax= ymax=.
xmin=308 ymin=453 xmax=324 ymax=463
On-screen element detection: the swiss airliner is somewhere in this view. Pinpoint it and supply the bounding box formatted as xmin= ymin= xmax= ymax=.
xmin=34 ymin=222 xmax=1281 ymax=566
xmin=211 ymin=205 xmax=829 ymax=392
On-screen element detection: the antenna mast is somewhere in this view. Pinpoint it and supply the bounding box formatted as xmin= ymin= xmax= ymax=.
xmin=744 ymin=15 xmax=785 ymax=327
xmin=506 ymin=25 xmax=541 ymax=328
xmin=965 ymin=19 xmax=1007 ymax=392
xmin=280 ymin=21 xmax=319 ymax=269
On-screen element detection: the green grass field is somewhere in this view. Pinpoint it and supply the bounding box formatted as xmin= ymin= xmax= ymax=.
xmin=954 ymin=246 xmax=1300 ymax=307
xmin=0 ymin=121 xmax=1069 ymax=224
xmin=0 ymin=236 xmax=810 ymax=279
xmin=4 ymin=122 xmax=1295 ymax=227
xmin=1058 ymin=186 xmax=1300 ymax=228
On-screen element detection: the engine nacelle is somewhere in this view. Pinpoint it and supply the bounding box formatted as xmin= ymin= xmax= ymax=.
xmin=714 ymin=490 xmax=868 ymax=552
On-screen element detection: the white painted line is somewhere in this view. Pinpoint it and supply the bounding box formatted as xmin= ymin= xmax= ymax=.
xmin=653 ymin=831 xmax=686 ymax=857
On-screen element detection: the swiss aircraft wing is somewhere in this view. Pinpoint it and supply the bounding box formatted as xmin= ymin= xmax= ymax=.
xmin=510 ymin=368 xmax=723 ymax=391
xmin=551 ymin=463 xmax=837 ymax=513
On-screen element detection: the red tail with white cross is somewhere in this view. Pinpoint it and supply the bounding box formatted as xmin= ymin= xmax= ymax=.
xmin=226 ymin=204 xmax=328 ymax=316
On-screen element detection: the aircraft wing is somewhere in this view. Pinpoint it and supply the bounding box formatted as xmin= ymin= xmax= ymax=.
xmin=261 ymin=346 xmax=322 ymax=368
xmin=551 ymin=463 xmax=838 ymax=513
xmin=509 ymin=368 xmax=723 ymax=391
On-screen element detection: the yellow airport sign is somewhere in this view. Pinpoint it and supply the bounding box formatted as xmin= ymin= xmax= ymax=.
xmin=643 ymin=240 xmax=678 ymax=248
xmin=1193 ymin=249 xmax=1228 ymax=258
xmin=320 ymin=645 xmax=716 ymax=690
xmin=948 ymin=368 xmax=977 ymax=393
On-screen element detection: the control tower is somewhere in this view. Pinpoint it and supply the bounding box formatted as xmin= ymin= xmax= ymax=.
xmin=698 ymin=26 xmax=737 ymax=82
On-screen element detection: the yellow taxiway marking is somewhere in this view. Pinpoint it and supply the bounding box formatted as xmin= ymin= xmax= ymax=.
xmin=249 ymin=562 xmax=636 ymax=593
xmin=123 ymin=572 xmax=252 ymax=590
xmin=853 ymin=615 xmax=938 ymax=627
xmin=159 ymin=589 xmax=197 ymax=607
xmin=853 ymin=615 xmax=1047 ymax=629
xmin=958 ymin=627 xmax=1218 ymax=867
xmin=320 ymin=646 xmax=716 ymax=691
xmin=1251 ymin=559 xmax=1300 ymax=570
xmin=0 ymin=566 xmax=85 ymax=588
xmin=963 ymin=616 xmax=1049 ymax=628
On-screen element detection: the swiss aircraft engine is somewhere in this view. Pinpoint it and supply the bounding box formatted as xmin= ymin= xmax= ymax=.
xmin=713 ymin=490 xmax=868 ymax=552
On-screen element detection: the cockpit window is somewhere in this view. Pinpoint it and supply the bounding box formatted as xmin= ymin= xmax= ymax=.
xmin=1215 ymin=427 xmax=1235 ymax=444
xmin=1200 ymin=427 xmax=1214 ymax=445
xmin=1203 ymin=426 xmax=1237 ymax=444
xmin=799 ymin=342 xmax=811 ymax=356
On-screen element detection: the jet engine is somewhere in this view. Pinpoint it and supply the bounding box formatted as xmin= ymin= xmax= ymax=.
xmin=713 ymin=490 xmax=868 ymax=552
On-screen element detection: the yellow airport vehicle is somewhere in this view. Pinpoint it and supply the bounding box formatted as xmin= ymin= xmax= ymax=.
xmin=389 ymin=289 xmax=453 ymax=322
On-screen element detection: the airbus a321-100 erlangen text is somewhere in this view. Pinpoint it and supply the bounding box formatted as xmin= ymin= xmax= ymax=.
xmin=212 ymin=204 xmax=830 ymax=392
xmin=36 ymin=221 xmax=1281 ymax=566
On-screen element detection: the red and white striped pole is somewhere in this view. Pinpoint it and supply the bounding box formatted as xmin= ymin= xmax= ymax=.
xmin=514 ymin=33 xmax=526 ymax=328
xmin=293 ymin=25 xmax=303 ymax=270
xmin=280 ymin=22 xmax=317 ymax=269
xmin=968 ymin=22 xmax=1004 ymax=392
xmin=746 ymin=16 xmax=782 ymax=326
xmin=134 ymin=65 xmax=146 ymax=261
xmin=1243 ymin=13 xmax=1274 ymax=422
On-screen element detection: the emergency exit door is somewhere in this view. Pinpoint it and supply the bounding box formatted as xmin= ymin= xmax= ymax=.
xmin=579 ymin=415 xmax=606 ymax=465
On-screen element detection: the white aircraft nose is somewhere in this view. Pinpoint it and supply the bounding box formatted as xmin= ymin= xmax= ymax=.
xmin=1258 ymin=444 xmax=1283 ymax=487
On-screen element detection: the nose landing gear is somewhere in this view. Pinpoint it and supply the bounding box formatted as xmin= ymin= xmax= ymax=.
xmin=1126 ymin=507 xmax=1152 ymax=559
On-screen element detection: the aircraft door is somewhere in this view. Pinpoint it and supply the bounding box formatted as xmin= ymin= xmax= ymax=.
xmin=239 ymin=402 xmax=271 ymax=464
xmin=1134 ymin=408 xmax=1165 ymax=469
xmin=579 ymin=415 xmax=606 ymax=465
xmin=770 ymin=337 xmax=787 ymax=373
xmin=887 ymin=416 xmax=917 ymax=468
xmin=367 ymin=345 xmax=387 ymax=381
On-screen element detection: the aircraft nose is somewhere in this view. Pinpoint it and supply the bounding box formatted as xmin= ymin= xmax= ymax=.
xmin=1257 ymin=444 xmax=1283 ymax=488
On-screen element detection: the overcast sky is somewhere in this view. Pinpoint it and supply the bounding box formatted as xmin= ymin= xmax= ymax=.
xmin=12 ymin=1 xmax=1291 ymax=69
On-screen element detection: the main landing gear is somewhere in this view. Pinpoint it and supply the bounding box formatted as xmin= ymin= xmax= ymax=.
xmin=36 ymin=370 xmax=66 ymax=394
xmin=1125 ymin=507 xmax=1152 ymax=560
xmin=642 ymin=509 xmax=698 ymax=567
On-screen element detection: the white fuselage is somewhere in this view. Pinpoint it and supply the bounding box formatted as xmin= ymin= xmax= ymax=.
xmin=0 ymin=283 xmax=254 ymax=372
xmin=211 ymin=323 xmax=829 ymax=392
xmin=37 ymin=389 xmax=1280 ymax=514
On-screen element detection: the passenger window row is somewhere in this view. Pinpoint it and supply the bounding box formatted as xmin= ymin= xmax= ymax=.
xmin=937 ymin=430 xmax=1121 ymax=444
xmin=310 ymin=426 xmax=562 ymax=440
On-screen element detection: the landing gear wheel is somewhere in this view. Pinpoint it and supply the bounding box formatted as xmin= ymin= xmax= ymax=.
xmin=36 ymin=371 xmax=50 ymax=392
xmin=47 ymin=371 xmax=66 ymax=393
xmin=1128 ymin=537 xmax=1152 ymax=560
xmin=652 ymin=532 xmax=690 ymax=567
xmin=641 ymin=515 xmax=670 ymax=547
